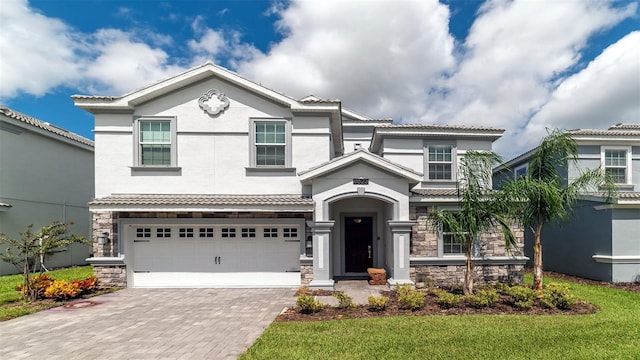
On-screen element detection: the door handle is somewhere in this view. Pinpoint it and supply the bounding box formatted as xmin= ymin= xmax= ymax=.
xmin=368 ymin=245 xmax=372 ymax=259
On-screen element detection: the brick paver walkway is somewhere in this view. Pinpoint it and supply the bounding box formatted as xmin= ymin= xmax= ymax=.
xmin=0 ymin=288 xmax=294 ymax=359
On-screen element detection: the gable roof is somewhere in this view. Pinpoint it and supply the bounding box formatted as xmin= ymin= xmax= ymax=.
xmin=370 ymin=124 xmax=504 ymax=152
xmin=298 ymin=148 xmax=423 ymax=184
xmin=72 ymin=62 xmax=343 ymax=154
xmin=0 ymin=106 xmax=94 ymax=148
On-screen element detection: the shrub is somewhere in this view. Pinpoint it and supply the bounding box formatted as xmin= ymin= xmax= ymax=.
xmin=467 ymin=289 xmax=499 ymax=308
xmin=367 ymin=296 xmax=389 ymax=311
xmin=332 ymin=291 xmax=356 ymax=309
xmin=539 ymin=283 xmax=576 ymax=310
xmin=395 ymin=285 xmax=425 ymax=311
xmin=44 ymin=280 xmax=82 ymax=300
xmin=433 ymin=289 xmax=463 ymax=309
xmin=296 ymin=294 xmax=323 ymax=314
xmin=506 ymin=285 xmax=536 ymax=310
xmin=16 ymin=274 xmax=54 ymax=300
xmin=73 ymin=275 xmax=99 ymax=295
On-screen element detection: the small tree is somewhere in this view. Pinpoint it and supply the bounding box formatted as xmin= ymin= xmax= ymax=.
xmin=429 ymin=151 xmax=518 ymax=295
xmin=0 ymin=221 xmax=87 ymax=301
xmin=500 ymin=129 xmax=616 ymax=290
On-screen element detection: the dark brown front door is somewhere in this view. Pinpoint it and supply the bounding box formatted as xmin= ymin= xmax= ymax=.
xmin=345 ymin=216 xmax=373 ymax=273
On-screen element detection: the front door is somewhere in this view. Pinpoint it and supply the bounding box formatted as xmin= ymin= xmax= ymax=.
xmin=344 ymin=216 xmax=373 ymax=273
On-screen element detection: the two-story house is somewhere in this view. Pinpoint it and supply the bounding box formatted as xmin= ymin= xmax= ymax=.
xmin=494 ymin=124 xmax=640 ymax=283
xmin=0 ymin=107 xmax=94 ymax=275
xmin=73 ymin=62 xmax=526 ymax=288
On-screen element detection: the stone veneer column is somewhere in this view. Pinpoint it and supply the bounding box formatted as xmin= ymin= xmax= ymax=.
xmin=306 ymin=220 xmax=335 ymax=289
xmin=387 ymin=220 xmax=415 ymax=285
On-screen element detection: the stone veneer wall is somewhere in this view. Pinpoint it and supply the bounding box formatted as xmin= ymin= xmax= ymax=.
xmin=409 ymin=205 xmax=525 ymax=288
xmin=300 ymin=265 xmax=313 ymax=284
xmin=94 ymin=265 xmax=127 ymax=288
xmin=90 ymin=211 xmax=313 ymax=287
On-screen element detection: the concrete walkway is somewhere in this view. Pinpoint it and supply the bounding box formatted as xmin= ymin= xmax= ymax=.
xmin=0 ymin=288 xmax=295 ymax=360
xmin=317 ymin=280 xmax=388 ymax=306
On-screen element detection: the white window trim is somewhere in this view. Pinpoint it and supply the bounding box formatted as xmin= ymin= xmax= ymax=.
xmin=249 ymin=118 xmax=292 ymax=168
xmin=601 ymin=146 xmax=632 ymax=185
xmin=514 ymin=163 xmax=528 ymax=179
xmin=133 ymin=116 xmax=178 ymax=168
xmin=424 ymin=142 xmax=457 ymax=182
xmin=434 ymin=206 xmax=466 ymax=258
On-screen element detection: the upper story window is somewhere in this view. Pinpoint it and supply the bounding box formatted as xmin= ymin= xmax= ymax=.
xmin=427 ymin=145 xmax=453 ymax=180
xmin=249 ymin=119 xmax=291 ymax=169
xmin=602 ymin=147 xmax=631 ymax=184
xmin=134 ymin=116 xmax=177 ymax=167
xmin=255 ymin=122 xmax=285 ymax=166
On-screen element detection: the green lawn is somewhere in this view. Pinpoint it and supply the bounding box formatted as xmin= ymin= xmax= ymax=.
xmin=0 ymin=266 xmax=94 ymax=320
xmin=241 ymin=275 xmax=640 ymax=359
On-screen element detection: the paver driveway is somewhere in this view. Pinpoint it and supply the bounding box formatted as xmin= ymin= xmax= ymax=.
xmin=0 ymin=288 xmax=295 ymax=359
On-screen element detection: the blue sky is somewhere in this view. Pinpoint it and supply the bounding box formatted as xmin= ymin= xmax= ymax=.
xmin=1 ymin=0 xmax=638 ymax=158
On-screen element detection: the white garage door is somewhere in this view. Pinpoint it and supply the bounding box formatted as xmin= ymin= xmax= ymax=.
xmin=130 ymin=224 xmax=302 ymax=287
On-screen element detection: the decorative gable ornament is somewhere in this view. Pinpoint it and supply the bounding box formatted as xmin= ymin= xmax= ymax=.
xmin=198 ymin=89 xmax=230 ymax=116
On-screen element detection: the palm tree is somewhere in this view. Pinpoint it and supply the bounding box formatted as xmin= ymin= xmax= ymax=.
xmin=499 ymin=129 xmax=616 ymax=290
xmin=429 ymin=151 xmax=519 ymax=295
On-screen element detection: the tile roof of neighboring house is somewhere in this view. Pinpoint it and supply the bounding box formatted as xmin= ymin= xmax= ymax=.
xmin=89 ymin=194 xmax=314 ymax=207
xmin=0 ymin=106 xmax=94 ymax=147
xmin=618 ymin=192 xmax=640 ymax=199
xmin=609 ymin=123 xmax=640 ymax=130
xmin=375 ymin=124 xmax=505 ymax=132
xmin=567 ymin=126 xmax=640 ymax=136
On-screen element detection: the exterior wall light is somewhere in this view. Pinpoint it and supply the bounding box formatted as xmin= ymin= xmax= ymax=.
xmin=97 ymin=232 xmax=110 ymax=245
xmin=305 ymin=236 xmax=313 ymax=257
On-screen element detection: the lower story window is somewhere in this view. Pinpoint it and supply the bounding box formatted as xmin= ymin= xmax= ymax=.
xmin=442 ymin=233 xmax=465 ymax=254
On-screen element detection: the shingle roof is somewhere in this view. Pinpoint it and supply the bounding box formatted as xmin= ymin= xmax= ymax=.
xmin=0 ymin=106 xmax=94 ymax=147
xmin=89 ymin=194 xmax=314 ymax=207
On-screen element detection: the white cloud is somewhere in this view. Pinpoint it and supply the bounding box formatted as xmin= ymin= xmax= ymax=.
xmin=0 ymin=0 xmax=82 ymax=98
xmin=522 ymin=31 xmax=640 ymax=142
xmin=236 ymin=0 xmax=456 ymax=118
xmin=82 ymin=29 xmax=186 ymax=95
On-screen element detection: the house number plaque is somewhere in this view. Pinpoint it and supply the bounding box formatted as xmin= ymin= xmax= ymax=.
xmin=353 ymin=178 xmax=369 ymax=185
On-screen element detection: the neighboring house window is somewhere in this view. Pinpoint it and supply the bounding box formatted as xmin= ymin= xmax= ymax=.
xmin=514 ymin=164 xmax=528 ymax=179
xmin=427 ymin=145 xmax=453 ymax=180
xmin=249 ymin=119 xmax=291 ymax=168
xmin=133 ymin=116 xmax=177 ymax=167
xmin=602 ymin=147 xmax=631 ymax=184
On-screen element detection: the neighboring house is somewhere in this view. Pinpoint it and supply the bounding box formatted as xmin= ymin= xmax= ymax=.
xmin=0 ymin=107 xmax=94 ymax=275
xmin=494 ymin=124 xmax=640 ymax=283
xmin=73 ymin=62 xmax=526 ymax=288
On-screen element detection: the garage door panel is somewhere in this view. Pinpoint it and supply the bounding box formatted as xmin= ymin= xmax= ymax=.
xmin=130 ymin=224 xmax=302 ymax=287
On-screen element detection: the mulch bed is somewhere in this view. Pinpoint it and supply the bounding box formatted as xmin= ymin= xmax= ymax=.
xmin=277 ymin=272 xmax=640 ymax=322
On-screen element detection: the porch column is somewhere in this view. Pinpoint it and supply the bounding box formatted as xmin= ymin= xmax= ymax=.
xmin=387 ymin=220 xmax=415 ymax=286
xmin=306 ymin=220 xmax=335 ymax=289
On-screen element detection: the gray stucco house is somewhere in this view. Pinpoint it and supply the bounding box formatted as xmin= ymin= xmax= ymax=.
xmin=0 ymin=107 xmax=94 ymax=275
xmin=494 ymin=124 xmax=640 ymax=283
xmin=72 ymin=62 xmax=527 ymax=289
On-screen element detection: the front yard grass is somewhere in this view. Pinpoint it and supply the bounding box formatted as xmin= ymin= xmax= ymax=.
xmin=241 ymin=274 xmax=640 ymax=359
xmin=0 ymin=266 xmax=94 ymax=320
